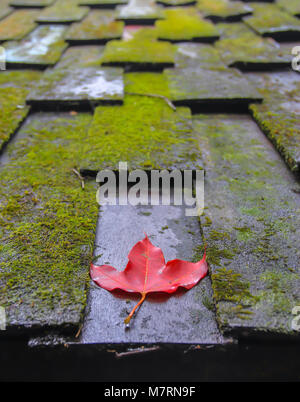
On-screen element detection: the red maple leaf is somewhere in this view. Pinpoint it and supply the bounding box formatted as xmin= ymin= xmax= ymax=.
xmin=90 ymin=234 xmax=208 ymax=324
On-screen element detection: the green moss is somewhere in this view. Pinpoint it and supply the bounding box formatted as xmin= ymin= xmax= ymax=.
xmin=211 ymin=268 xmax=253 ymax=301
xmin=198 ymin=0 xmax=231 ymax=14
xmin=155 ymin=7 xmax=219 ymax=41
xmin=209 ymin=230 xmax=230 ymax=241
xmin=194 ymin=239 xmax=236 ymax=267
xmin=125 ymin=72 xmax=170 ymax=98
xmin=217 ymin=22 xmax=252 ymax=39
xmin=84 ymin=94 xmax=200 ymax=171
xmin=233 ymin=226 xmax=253 ymax=242
xmin=277 ymin=0 xmax=300 ymax=16
xmin=43 ymin=39 xmax=68 ymax=64
xmin=0 ymin=1 xmax=11 ymax=21
xmin=0 ymin=88 xmax=29 ymax=150
xmin=100 ymin=28 xmax=175 ymax=65
xmin=0 ymin=113 xmax=99 ymax=329
xmin=207 ymin=247 xmax=236 ymax=266
xmin=0 ymin=70 xmax=41 ymax=88
xmin=138 ymin=212 xmax=152 ymax=216
xmin=0 ymin=9 xmax=38 ymax=41
xmin=195 ymin=226 xmax=236 ymax=267
xmin=211 ymin=268 xmax=255 ymax=319
xmin=249 ymin=76 xmax=300 ymax=174
xmin=202 ymin=215 xmax=212 ymax=227
xmin=219 ymin=304 xmax=253 ymax=320
xmin=251 ymin=218 xmax=296 ymax=264
xmin=0 ymin=71 xmax=42 ymax=152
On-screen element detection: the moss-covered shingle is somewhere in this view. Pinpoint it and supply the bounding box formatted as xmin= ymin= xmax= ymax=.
xmin=197 ymin=0 xmax=252 ymax=22
xmin=243 ymin=3 xmax=300 ymax=41
xmin=0 ymin=9 xmax=39 ymax=41
xmin=156 ymin=7 xmax=219 ymax=42
xmin=84 ymin=91 xmax=201 ymax=171
xmin=66 ymin=10 xmax=124 ymax=45
xmin=0 ymin=113 xmax=98 ymax=335
xmin=100 ymin=27 xmax=175 ymax=70
xmin=4 ymin=25 xmax=68 ymax=69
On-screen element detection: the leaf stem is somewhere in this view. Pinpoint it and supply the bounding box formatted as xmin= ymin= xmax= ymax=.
xmin=124 ymin=292 xmax=146 ymax=324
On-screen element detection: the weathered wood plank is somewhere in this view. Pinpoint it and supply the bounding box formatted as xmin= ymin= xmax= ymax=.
xmin=0 ymin=2 xmax=13 ymax=22
xmin=244 ymin=3 xmax=300 ymax=41
xmin=0 ymin=113 xmax=98 ymax=336
xmin=36 ymin=2 xmax=89 ymax=24
xmin=215 ymin=28 xmax=291 ymax=71
xmin=197 ymin=0 xmax=252 ymax=22
xmin=100 ymin=27 xmax=175 ymax=71
xmin=248 ymin=71 xmax=300 ymax=174
xmin=0 ymin=10 xmax=39 ymax=41
xmin=277 ymin=0 xmax=300 ymax=18
xmin=116 ymin=0 xmax=164 ymax=24
xmin=54 ymin=45 xmax=105 ymax=69
xmin=165 ymin=66 xmax=262 ymax=111
xmin=82 ymin=203 xmax=229 ymax=345
xmin=81 ymin=72 xmax=202 ymax=172
xmin=27 ymin=67 xmax=124 ymax=109
xmin=193 ymin=114 xmax=300 ymax=340
xmin=4 ymin=25 xmax=68 ymax=69
xmin=174 ymin=43 xmax=224 ymax=69
xmin=66 ymin=10 xmax=124 ymax=45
